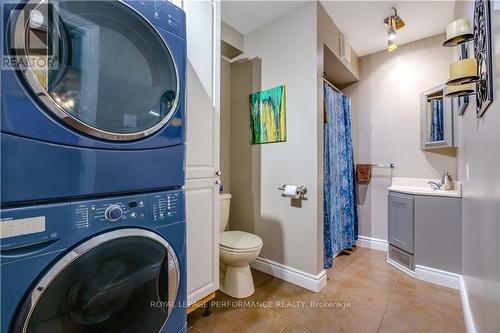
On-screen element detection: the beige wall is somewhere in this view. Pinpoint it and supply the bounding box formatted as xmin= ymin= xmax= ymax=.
xmin=454 ymin=1 xmax=500 ymax=332
xmin=229 ymin=2 xmax=322 ymax=275
xmin=317 ymin=3 xmax=360 ymax=80
xmin=221 ymin=22 xmax=244 ymax=52
xmin=345 ymin=34 xmax=457 ymax=241
xmin=220 ymin=59 xmax=231 ymax=192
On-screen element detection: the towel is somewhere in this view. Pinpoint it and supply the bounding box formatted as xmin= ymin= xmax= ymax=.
xmin=356 ymin=164 xmax=371 ymax=184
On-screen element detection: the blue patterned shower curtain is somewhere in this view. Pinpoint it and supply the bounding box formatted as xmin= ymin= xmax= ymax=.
xmin=323 ymin=83 xmax=358 ymax=269
xmin=431 ymin=99 xmax=444 ymax=141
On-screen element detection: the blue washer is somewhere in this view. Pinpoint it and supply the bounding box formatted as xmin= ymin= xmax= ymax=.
xmin=1 ymin=189 xmax=187 ymax=333
xmin=1 ymin=0 xmax=187 ymax=204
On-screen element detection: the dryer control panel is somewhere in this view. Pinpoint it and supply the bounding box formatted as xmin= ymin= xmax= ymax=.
xmin=70 ymin=190 xmax=185 ymax=239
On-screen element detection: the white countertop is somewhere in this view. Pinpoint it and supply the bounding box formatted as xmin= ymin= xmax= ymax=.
xmin=388 ymin=177 xmax=462 ymax=198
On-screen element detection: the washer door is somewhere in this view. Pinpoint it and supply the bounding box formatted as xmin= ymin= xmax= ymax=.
xmin=16 ymin=229 xmax=180 ymax=333
xmin=11 ymin=0 xmax=179 ymax=141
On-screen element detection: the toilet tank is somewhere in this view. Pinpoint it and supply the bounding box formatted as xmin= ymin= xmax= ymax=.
xmin=219 ymin=193 xmax=231 ymax=232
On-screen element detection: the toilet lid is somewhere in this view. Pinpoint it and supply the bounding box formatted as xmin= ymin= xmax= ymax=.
xmin=220 ymin=231 xmax=263 ymax=251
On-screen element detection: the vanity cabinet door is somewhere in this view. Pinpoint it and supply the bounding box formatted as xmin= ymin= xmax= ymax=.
xmin=388 ymin=192 xmax=415 ymax=254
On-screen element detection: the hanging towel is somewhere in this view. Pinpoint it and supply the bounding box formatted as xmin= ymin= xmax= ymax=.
xmin=356 ymin=164 xmax=371 ymax=184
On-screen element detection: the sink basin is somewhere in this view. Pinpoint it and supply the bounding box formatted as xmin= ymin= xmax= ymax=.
xmin=388 ymin=177 xmax=462 ymax=198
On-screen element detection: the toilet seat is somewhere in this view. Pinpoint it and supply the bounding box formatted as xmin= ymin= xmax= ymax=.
xmin=220 ymin=231 xmax=263 ymax=252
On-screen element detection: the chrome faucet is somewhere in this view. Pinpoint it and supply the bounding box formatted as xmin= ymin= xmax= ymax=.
xmin=428 ymin=181 xmax=442 ymax=191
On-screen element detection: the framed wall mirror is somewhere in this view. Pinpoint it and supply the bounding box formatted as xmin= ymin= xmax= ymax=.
xmin=420 ymin=84 xmax=455 ymax=150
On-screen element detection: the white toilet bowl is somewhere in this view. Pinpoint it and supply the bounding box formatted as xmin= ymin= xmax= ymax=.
xmin=219 ymin=231 xmax=263 ymax=298
xmin=219 ymin=194 xmax=263 ymax=298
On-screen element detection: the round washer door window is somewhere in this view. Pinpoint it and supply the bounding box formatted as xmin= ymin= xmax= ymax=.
xmin=11 ymin=0 xmax=179 ymax=140
xmin=17 ymin=229 xmax=180 ymax=333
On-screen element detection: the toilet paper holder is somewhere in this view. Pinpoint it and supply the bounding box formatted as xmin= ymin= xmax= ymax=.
xmin=277 ymin=184 xmax=308 ymax=199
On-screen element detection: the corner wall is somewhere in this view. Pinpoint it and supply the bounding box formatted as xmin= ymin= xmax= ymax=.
xmin=229 ymin=2 xmax=322 ymax=276
xmin=220 ymin=59 xmax=231 ymax=192
xmin=346 ymin=34 xmax=457 ymax=241
xmin=454 ymin=1 xmax=500 ymax=332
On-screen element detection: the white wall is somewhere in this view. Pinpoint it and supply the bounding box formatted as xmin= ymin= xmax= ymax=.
xmin=345 ymin=34 xmax=457 ymax=241
xmin=454 ymin=1 xmax=500 ymax=332
xmin=229 ymin=2 xmax=322 ymax=276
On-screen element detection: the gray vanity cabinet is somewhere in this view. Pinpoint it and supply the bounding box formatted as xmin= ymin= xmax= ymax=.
xmin=388 ymin=191 xmax=462 ymax=274
xmin=388 ymin=193 xmax=415 ymax=254
xmin=415 ymin=196 xmax=461 ymax=273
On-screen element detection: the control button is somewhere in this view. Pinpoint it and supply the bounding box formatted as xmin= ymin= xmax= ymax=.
xmin=128 ymin=201 xmax=138 ymax=208
xmin=105 ymin=204 xmax=123 ymax=222
xmin=130 ymin=212 xmax=137 ymax=219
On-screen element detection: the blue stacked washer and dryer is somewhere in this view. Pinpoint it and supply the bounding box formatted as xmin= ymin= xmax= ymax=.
xmin=1 ymin=0 xmax=187 ymax=332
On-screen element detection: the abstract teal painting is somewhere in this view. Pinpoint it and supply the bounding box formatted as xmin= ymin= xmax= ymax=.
xmin=249 ymin=85 xmax=286 ymax=144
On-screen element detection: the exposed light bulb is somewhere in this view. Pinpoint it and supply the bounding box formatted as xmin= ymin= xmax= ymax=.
xmin=387 ymin=25 xmax=397 ymax=41
xmin=387 ymin=40 xmax=398 ymax=52
xmin=387 ymin=27 xmax=396 ymax=40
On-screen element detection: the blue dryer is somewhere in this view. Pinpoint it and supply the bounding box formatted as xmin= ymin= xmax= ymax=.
xmin=1 ymin=0 xmax=186 ymax=204
xmin=0 ymin=189 xmax=186 ymax=333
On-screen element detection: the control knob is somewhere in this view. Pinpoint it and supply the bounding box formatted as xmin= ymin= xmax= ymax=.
xmin=105 ymin=204 xmax=123 ymax=222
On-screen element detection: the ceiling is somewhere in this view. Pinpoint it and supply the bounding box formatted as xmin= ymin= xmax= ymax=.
xmin=221 ymin=1 xmax=307 ymax=35
xmin=320 ymin=1 xmax=456 ymax=56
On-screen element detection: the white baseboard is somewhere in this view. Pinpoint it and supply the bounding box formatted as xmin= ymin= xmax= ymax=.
xmin=387 ymin=257 xmax=415 ymax=277
xmin=250 ymin=257 xmax=327 ymax=293
xmin=414 ymin=265 xmax=460 ymax=290
xmin=356 ymin=236 xmax=388 ymax=252
xmin=459 ymin=276 xmax=477 ymax=333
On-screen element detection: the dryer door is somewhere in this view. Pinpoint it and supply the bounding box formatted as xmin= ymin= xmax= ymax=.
xmin=11 ymin=0 xmax=179 ymax=141
xmin=14 ymin=229 xmax=180 ymax=333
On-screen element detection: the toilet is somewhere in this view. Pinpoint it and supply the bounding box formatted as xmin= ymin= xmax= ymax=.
xmin=219 ymin=193 xmax=263 ymax=298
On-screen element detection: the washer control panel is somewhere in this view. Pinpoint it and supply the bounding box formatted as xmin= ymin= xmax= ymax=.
xmin=151 ymin=191 xmax=182 ymax=222
xmin=71 ymin=190 xmax=185 ymax=237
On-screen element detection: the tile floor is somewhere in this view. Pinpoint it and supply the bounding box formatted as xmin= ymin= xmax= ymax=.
xmin=188 ymin=247 xmax=465 ymax=333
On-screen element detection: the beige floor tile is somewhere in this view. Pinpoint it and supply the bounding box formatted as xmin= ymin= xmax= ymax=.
xmin=325 ymin=251 xmax=354 ymax=278
xmin=271 ymin=291 xmax=387 ymax=333
xmin=280 ymin=322 xmax=313 ymax=333
xmin=187 ymin=325 xmax=203 ymax=333
xmin=252 ymin=269 xmax=273 ymax=287
xmin=394 ymin=273 xmax=462 ymax=309
xmin=249 ymin=277 xmax=313 ymax=303
xmin=189 ymin=248 xmax=465 ymax=333
xmin=192 ymin=306 xmax=291 ymax=333
xmin=330 ymin=264 xmax=399 ymax=294
xmin=379 ymin=289 xmax=465 ymax=333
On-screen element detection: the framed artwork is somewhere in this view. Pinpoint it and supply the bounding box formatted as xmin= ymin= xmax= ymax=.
xmin=249 ymin=85 xmax=286 ymax=144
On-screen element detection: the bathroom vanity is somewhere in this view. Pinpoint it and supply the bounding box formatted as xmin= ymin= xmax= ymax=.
xmin=387 ymin=178 xmax=461 ymax=276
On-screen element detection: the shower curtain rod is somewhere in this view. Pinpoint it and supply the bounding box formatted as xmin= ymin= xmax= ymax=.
xmin=322 ymin=73 xmax=342 ymax=94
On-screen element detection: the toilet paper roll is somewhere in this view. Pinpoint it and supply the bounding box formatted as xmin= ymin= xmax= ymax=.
xmin=283 ymin=185 xmax=300 ymax=199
